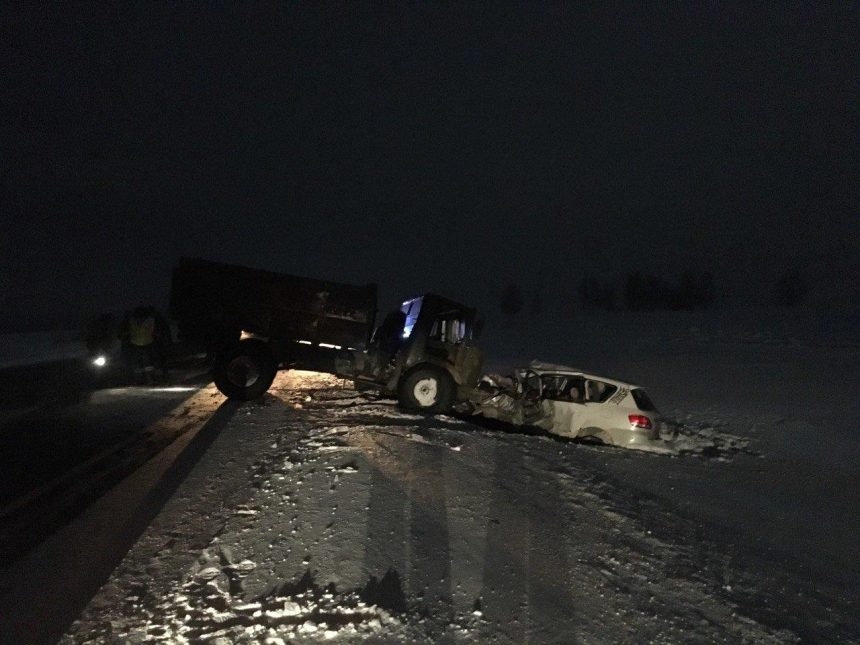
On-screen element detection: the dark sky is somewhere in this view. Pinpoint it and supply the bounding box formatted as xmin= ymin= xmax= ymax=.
xmin=2 ymin=2 xmax=857 ymax=330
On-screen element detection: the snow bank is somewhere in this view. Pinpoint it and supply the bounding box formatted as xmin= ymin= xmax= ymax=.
xmin=0 ymin=330 xmax=85 ymax=368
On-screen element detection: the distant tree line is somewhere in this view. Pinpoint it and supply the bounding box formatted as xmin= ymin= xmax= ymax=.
xmin=500 ymin=271 xmax=716 ymax=316
xmin=622 ymin=270 xmax=716 ymax=311
xmin=578 ymin=276 xmax=618 ymax=311
xmin=500 ymin=266 xmax=807 ymax=315
xmin=574 ymin=271 xmax=716 ymax=311
xmin=498 ymin=285 xmax=542 ymax=316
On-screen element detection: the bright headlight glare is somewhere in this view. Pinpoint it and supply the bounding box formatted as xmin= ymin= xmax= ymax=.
xmin=93 ymin=355 xmax=107 ymax=367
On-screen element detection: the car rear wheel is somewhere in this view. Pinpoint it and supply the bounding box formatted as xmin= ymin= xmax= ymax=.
xmin=398 ymin=366 xmax=454 ymax=414
xmin=213 ymin=339 xmax=277 ymax=400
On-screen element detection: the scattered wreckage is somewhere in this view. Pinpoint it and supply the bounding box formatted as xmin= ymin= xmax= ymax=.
xmin=469 ymin=362 xmax=666 ymax=450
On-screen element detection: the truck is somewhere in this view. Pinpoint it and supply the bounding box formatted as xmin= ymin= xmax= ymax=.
xmin=168 ymin=257 xmax=483 ymax=413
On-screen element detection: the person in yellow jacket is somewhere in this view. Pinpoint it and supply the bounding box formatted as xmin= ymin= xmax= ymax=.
xmin=120 ymin=306 xmax=158 ymax=384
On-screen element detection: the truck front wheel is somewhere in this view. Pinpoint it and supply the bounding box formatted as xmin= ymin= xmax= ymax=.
xmin=213 ymin=340 xmax=277 ymax=400
xmin=398 ymin=366 xmax=454 ymax=414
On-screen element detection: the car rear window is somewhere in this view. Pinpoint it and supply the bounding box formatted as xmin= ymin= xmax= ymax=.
xmin=631 ymin=388 xmax=656 ymax=411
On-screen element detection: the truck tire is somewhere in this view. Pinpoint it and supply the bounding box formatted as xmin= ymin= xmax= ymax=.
xmin=398 ymin=366 xmax=454 ymax=414
xmin=213 ymin=339 xmax=277 ymax=400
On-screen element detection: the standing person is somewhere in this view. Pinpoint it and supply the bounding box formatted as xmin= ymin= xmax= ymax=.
xmin=120 ymin=306 xmax=157 ymax=384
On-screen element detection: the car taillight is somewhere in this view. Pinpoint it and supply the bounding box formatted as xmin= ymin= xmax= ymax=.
xmin=628 ymin=414 xmax=652 ymax=429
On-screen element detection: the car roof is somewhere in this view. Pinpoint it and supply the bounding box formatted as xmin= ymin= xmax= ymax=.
xmin=524 ymin=360 xmax=640 ymax=389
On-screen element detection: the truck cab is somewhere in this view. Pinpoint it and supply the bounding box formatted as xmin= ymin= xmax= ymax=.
xmin=349 ymin=294 xmax=483 ymax=414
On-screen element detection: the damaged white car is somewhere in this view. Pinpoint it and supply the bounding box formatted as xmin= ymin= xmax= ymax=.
xmin=471 ymin=362 xmax=663 ymax=449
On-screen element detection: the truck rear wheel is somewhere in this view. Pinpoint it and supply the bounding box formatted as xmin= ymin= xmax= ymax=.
xmin=213 ymin=339 xmax=277 ymax=400
xmin=398 ymin=366 xmax=454 ymax=414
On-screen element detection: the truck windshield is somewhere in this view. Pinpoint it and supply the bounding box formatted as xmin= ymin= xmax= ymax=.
xmin=400 ymin=297 xmax=423 ymax=338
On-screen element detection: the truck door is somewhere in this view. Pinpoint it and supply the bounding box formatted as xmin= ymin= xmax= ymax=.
xmin=425 ymin=314 xmax=482 ymax=386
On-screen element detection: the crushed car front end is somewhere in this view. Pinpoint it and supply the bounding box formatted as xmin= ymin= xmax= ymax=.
xmin=472 ymin=362 xmax=665 ymax=451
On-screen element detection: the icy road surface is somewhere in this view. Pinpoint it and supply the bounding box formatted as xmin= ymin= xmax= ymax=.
xmin=59 ymin=371 xmax=857 ymax=643
xmin=0 ymin=375 xmax=212 ymax=565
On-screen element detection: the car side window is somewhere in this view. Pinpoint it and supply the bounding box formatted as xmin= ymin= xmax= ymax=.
xmin=521 ymin=371 xmax=542 ymax=399
xmin=586 ymin=379 xmax=617 ymax=402
xmin=541 ymin=375 xmax=563 ymax=400
xmin=542 ymin=375 xmax=587 ymax=403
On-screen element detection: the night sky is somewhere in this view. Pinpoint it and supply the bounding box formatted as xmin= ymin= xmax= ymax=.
xmin=2 ymin=2 xmax=857 ymax=330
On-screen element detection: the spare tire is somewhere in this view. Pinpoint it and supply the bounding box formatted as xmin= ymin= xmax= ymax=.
xmin=213 ymin=339 xmax=277 ymax=400
xmin=397 ymin=366 xmax=454 ymax=414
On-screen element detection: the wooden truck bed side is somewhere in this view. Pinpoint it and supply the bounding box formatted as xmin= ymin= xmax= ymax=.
xmin=169 ymin=257 xmax=377 ymax=351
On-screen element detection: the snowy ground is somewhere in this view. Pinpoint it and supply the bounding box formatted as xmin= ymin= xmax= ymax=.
xmin=2 ymin=308 xmax=858 ymax=642
xmin=0 ymin=331 xmax=85 ymax=369
xmin=62 ymin=372 xmax=799 ymax=643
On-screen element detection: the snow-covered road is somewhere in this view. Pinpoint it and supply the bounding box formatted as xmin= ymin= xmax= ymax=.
xmin=0 ymin=309 xmax=854 ymax=642
xmin=51 ymin=371 xmax=857 ymax=643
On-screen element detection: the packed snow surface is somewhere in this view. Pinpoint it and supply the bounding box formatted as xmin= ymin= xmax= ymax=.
xmin=63 ymin=339 xmax=858 ymax=643
xmin=0 ymin=307 xmax=845 ymax=641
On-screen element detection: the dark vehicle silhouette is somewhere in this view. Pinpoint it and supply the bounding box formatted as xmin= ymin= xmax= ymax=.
xmin=169 ymin=257 xmax=483 ymax=413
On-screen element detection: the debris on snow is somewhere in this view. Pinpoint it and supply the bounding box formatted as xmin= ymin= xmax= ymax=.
xmin=59 ymin=350 xmax=859 ymax=643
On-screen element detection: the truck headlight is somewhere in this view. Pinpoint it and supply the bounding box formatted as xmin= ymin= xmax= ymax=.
xmin=92 ymin=355 xmax=107 ymax=367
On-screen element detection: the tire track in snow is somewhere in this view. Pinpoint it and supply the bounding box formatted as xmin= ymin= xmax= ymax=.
xmin=62 ymin=372 xmax=822 ymax=642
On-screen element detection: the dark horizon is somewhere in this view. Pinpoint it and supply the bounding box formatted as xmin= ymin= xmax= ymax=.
xmin=2 ymin=3 xmax=857 ymax=331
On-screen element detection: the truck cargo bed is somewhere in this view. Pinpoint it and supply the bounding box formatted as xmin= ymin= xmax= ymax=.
xmin=169 ymin=257 xmax=377 ymax=351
